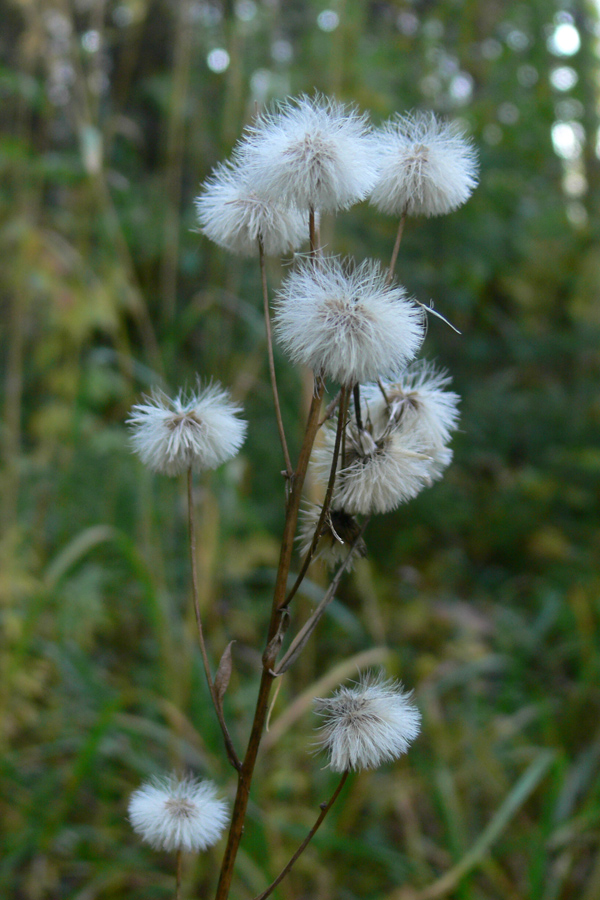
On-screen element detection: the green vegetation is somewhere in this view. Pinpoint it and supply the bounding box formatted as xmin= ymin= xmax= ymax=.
xmin=2 ymin=0 xmax=600 ymax=897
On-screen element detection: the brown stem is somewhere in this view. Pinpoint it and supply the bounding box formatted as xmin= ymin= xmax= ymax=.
xmin=309 ymin=207 xmax=317 ymax=256
xmin=353 ymin=383 xmax=363 ymax=431
xmin=186 ymin=470 xmax=241 ymax=771
xmin=275 ymin=519 xmax=370 ymax=676
xmin=214 ymin=379 xmax=325 ymax=900
xmin=252 ymin=772 xmax=350 ymax=900
xmin=259 ymin=238 xmax=293 ymax=479
xmin=175 ymin=848 xmax=183 ymax=900
xmin=385 ymin=211 xmax=407 ymax=286
xmin=318 ymin=389 xmax=341 ymax=427
xmin=280 ymin=385 xmax=350 ymax=611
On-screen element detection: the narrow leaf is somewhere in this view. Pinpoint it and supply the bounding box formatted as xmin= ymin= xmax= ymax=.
xmin=214 ymin=641 xmax=235 ymax=708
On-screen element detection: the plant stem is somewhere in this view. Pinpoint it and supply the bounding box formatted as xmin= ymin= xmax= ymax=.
xmin=259 ymin=238 xmax=293 ymax=480
xmin=274 ymin=520 xmax=370 ymax=675
xmin=385 ymin=210 xmax=407 ymax=286
xmin=309 ymin=207 xmax=317 ymax=256
xmin=186 ymin=470 xmax=241 ymax=771
xmin=252 ymin=772 xmax=350 ymax=900
xmin=214 ymin=380 xmax=325 ymax=900
xmin=280 ymin=385 xmax=350 ymax=611
xmin=353 ymin=383 xmax=363 ymax=431
xmin=175 ymin=849 xmax=183 ymax=900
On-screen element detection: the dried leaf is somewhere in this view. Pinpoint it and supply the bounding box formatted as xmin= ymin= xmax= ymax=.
xmin=214 ymin=641 xmax=235 ymax=709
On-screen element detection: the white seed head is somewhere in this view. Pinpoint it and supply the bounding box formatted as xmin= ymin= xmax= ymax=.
xmin=236 ymin=94 xmax=380 ymax=213
xmin=363 ymin=361 xmax=460 ymax=449
xmin=297 ymin=503 xmax=366 ymax=569
xmin=314 ymin=672 xmax=421 ymax=772
xmin=328 ymin=425 xmax=451 ymax=515
xmin=128 ymin=774 xmax=229 ymax=852
xmin=128 ymin=381 xmax=247 ymax=476
xmin=195 ymin=160 xmax=308 ymax=257
xmin=274 ymin=256 xmax=425 ymax=385
xmin=370 ymin=111 xmax=479 ymax=217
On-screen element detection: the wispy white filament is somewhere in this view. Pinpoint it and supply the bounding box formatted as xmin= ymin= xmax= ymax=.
xmin=128 ymin=381 xmax=247 ymax=476
xmin=195 ymin=160 xmax=308 ymax=257
xmin=274 ymin=256 xmax=424 ymax=385
xmin=236 ymin=94 xmax=379 ymax=212
xmin=128 ymin=774 xmax=229 ymax=852
xmin=314 ymin=672 xmax=421 ymax=772
xmin=370 ymin=111 xmax=479 ymax=217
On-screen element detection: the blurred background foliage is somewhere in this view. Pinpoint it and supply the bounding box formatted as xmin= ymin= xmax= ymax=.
xmin=2 ymin=0 xmax=600 ymax=897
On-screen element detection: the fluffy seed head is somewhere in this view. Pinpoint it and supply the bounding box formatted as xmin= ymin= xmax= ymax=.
xmin=128 ymin=381 xmax=247 ymax=476
xmin=312 ymin=366 xmax=459 ymax=514
xmin=236 ymin=94 xmax=380 ymax=213
xmin=363 ymin=361 xmax=460 ymax=449
xmin=128 ymin=774 xmax=229 ymax=852
xmin=195 ymin=160 xmax=308 ymax=257
xmin=370 ymin=111 xmax=479 ymax=217
xmin=274 ymin=256 xmax=425 ymax=385
xmin=314 ymin=672 xmax=421 ymax=772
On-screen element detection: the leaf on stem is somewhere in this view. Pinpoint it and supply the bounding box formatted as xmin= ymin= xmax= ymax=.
xmin=214 ymin=641 xmax=236 ymax=710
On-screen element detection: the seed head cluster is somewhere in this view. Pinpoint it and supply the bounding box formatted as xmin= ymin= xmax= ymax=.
xmin=235 ymin=94 xmax=379 ymax=213
xmin=128 ymin=774 xmax=229 ymax=852
xmin=370 ymin=112 xmax=479 ymax=218
xmin=128 ymin=381 xmax=247 ymax=476
xmin=314 ymin=672 xmax=421 ymax=772
xmin=196 ymin=160 xmax=308 ymax=257
xmin=274 ymin=256 xmax=425 ymax=386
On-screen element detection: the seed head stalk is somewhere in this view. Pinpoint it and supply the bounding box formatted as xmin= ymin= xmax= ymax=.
xmin=214 ymin=378 xmax=325 ymax=900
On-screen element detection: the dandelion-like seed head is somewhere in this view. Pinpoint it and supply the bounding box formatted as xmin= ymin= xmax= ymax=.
xmin=363 ymin=361 xmax=460 ymax=449
xmin=274 ymin=256 xmax=425 ymax=385
xmin=195 ymin=160 xmax=308 ymax=257
xmin=128 ymin=381 xmax=247 ymax=476
xmin=237 ymin=94 xmax=380 ymax=212
xmin=128 ymin=774 xmax=229 ymax=852
xmin=314 ymin=672 xmax=421 ymax=772
xmin=312 ymin=366 xmax=459 ymax=514
xmin=370 ymin=111 xmax=479 ymax=217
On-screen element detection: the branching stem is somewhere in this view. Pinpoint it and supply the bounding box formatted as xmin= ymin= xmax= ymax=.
xmin=186 ymin=470 xmax=241 ymax=771
xmin=175 ymin=849 xmax=183 ymax=900
xmin=259 ymin=238 xmax=293 ymax=480
xmin=385 ymin=210 xmax=407 ymax=286
xmin=252 ymin=772 xmax=350 ymax=900
xmin=280 ymin=384 xmax=350 ymax=611
xmin=214 ymin=379 xmax=325 ymax=900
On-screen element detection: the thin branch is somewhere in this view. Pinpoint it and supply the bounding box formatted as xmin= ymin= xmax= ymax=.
xmin=377 ymin=379 xmax=391 ymax=406
xmin=252 ymin=772 xmax=350 ymax=900
xmin=274 ymin=519 xmax=370 ymax=676
xmin=319 ymin=389 xmax=341 ymax=427
xmin=214 ymin=379 xmax=325 ymax=900
xmin=280 ymin=385 xmax=349 ymax=611
xmin=385 ymin=210 xmax=407 ymax=286
xmin=175 ymin=849 xmax=183 ymax=900
xmin=353 ymin=383 xmax=363 ymax=431
xmin=186 ymin=470 xmax=241 ymax=771
xmin=259 ymin=238 xmax=293 ymax=479
xmin=309 ymin=207 xmax=317 ymax=256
